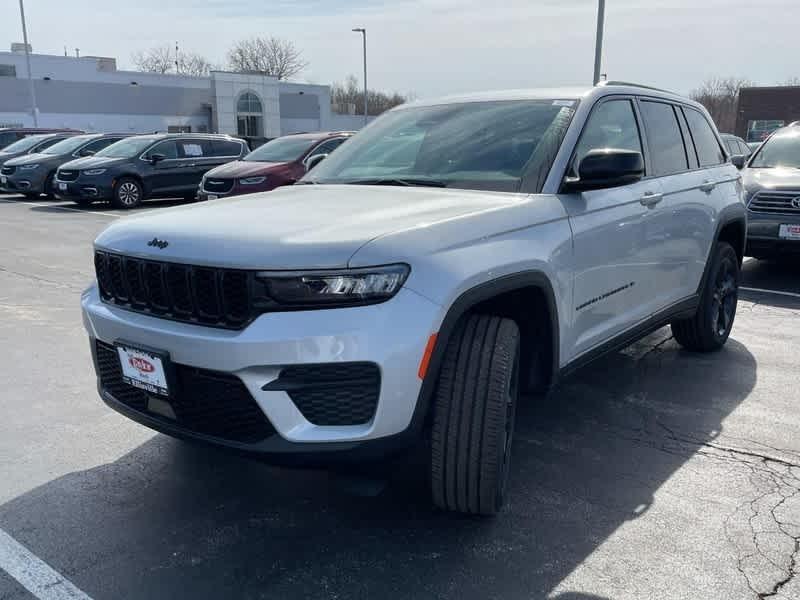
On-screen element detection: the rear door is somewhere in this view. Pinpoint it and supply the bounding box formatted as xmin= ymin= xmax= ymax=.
xmin=175 ymin=139 xmax=213 ymax=191
xmin=561 ymin=97 xmax=661 ymax=359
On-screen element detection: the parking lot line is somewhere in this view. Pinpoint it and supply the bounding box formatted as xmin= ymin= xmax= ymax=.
xmin=0 ymin=198 xmax=119 ymax=218
xmin=740 ymin=286 xmax=800 ymax=299
xmin=0 ymin=528 xmax=92 ymax=600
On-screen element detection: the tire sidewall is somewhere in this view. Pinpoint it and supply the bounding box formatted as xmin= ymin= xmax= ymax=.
xmin=113 ymin=178 xmax=142 ymax=209
xmin=705 ymin=244 xmax=739 ymax=346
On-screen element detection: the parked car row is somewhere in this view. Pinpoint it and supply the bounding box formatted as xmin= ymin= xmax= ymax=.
xmin=0 ymin=127 xmax=82 ymax=151
xmin=0 ymin=130 xmax=353 ymax=207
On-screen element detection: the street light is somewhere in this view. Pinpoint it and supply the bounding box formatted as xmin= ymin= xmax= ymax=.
xmin=18 ymin=0 xmax=39 ymax=126
xmin=593 ymin=0 xmax=606 ymax=85
xmin=352 ymin=28 xmax=368 ymax=127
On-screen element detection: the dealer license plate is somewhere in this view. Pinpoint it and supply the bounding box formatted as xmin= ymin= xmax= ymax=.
xmin=779 ymin=224 xmax=800 ymax=240
xmin=0 ymin=176 xmax=6 ymax=185
xmin=58 ymin=182 xmax=67 ymax=191
xmin=116 ymin=343 xmax=170 ymax=396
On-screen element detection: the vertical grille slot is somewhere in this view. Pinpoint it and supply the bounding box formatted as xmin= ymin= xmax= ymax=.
xmin=166 ymin=264 xmax=193 ymax=314
xmin=221 ymin=271 xmax=249 ymax=322
xmin=94 ymin=252 xmax=112 ymax=299
xmin=193 ymin=268 xmax=221 ymax=319
xmin=124 ymin=258 xmax=147 ymax=305
xmin=144 ymin=262 xmax=169 ymax=311
xmin=108 ymin=255 xmax=128 ymax=301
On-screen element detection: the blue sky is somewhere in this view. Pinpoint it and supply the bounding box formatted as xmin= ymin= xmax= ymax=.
xmin=3 ymin=0 xmax=799 ymax=98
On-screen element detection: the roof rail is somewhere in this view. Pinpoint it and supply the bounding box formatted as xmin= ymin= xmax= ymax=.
xmin=597 ymin=80 xmax=678 ymax=95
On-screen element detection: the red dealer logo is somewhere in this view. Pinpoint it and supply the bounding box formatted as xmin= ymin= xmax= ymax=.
xmin=129 ymin=356 xmax=155 ymax=373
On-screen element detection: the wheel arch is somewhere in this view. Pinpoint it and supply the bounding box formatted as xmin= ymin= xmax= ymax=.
xmin=114 ymin=173 xmax=147 ymax=197
xmin=410 ymin=271 xmax=560 ymax=437
xmin=696 ymin=210 xmax=747 ymax=297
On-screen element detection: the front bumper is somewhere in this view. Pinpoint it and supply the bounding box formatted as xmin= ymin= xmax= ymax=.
xmin=2 ymin=171 xmax=46 ymax=194
xmin=746 ymin=211 xmax=800 ymax=257
xmin=54 ymin=179 xmax=113 ymax=202
xmin=82 ymin=283 xmax=444 ymax=462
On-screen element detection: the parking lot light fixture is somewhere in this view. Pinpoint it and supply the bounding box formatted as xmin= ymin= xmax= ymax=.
xmin=352 ymin=28 xmax=368 ymax=127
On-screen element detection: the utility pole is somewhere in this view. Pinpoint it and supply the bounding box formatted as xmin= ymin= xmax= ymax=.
xmin=18 ymin=0 xmax=38 ymax=126
xmin=593 ymin=0 xmax=606 ymax=85
xmin=352 ymin=28 xmax=368 ymax=126
xmin=175 ymin=41 xmax=180 ymax=74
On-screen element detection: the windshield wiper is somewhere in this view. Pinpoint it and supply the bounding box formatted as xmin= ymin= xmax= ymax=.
xmin=344 ymin=177 xmax=448 ymax=188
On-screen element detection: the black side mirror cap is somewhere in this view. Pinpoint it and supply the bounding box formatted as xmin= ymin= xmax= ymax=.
xmin=730 ymin=154 xmax=746 ymax=169
xmin=562 ymin=148 xmax=644 ymax=193
xmin=149 ymin=153 xmax=166 ymax=165
xmin=81 ymin=150 xmax=95 ymax=157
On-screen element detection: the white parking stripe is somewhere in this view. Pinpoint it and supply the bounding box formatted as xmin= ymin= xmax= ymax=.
xmin=740 ymin=286 xmax=800 ymax=299
xmin=0 ymin=528 xmax=93 ymax=600
xmin=0 ymin=198 xmax=119 ymax=218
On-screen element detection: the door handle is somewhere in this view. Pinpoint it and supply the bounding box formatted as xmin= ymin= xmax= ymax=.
xmin=639 ymin=192 xmax=663 ymax=207
xmin=699 ymin=179 xmax=716 ymax=193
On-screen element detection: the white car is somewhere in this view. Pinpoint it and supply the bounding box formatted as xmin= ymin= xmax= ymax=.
xmin=83 ymin=82 xmax=746 ymax=514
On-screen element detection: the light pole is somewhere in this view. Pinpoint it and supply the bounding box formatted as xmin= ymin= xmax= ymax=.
xmin=352 ymin=28 xmax=368 ymax=127
xmin=18 ymin=0 xmax=39 ymax=126
xmin=593 ymin=0 xmax=606 ymax=85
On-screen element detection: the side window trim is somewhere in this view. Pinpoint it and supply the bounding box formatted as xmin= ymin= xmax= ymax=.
xmin=675 ymin=106 xmax=699 ymax=169
xmin=682 ymin=106 xmax=726 ymax=167
xmin=635 ymin=98 xmax=691 ymax=178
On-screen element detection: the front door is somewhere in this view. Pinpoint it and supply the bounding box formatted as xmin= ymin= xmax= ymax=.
xmin=560 ymin=97 xmax=657 ymax=360
xmin=144 ymin=140 xmax=186 ymax=195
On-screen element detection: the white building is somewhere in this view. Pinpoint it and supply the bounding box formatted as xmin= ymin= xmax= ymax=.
xmin=0 ymin=47 xmax=367 ymax=137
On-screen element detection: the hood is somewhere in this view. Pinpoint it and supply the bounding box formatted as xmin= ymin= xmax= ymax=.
xmin=205 ymin=160 xmax=289 ymax=178
xmin=60 ymin=155 xmax=126 ymax=170
xmin=5 ymin=152 xmax=51 ymax=166
xmin=95 ymin=184 xmax=520 ymax=269
xmin=743 ymin=167 xmax=800 ymax=194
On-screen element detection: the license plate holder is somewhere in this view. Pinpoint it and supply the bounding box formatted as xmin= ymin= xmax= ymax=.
xmin=779 ymin=224 xmax=800 ymax=240
xmin=115 ymin=341 xmax=173 ymax=397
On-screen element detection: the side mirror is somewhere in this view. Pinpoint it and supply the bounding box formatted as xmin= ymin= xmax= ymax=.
xmin=563 ymin=148 xmax=644 ymax=192
xmin=304 ymin=153 xmax=328 ymax=172
xmin=730 ymin=154 xmax=746 ymax=170
xmin=80 ymin=149 xmax=95 ymax=157
xmin=149 ymin=153 xmax=166 ymax=165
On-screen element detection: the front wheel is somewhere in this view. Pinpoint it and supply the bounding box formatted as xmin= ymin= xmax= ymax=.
xmin=430 ymin=314 xmax=521 ymax=515
xmin=671 ymin=241 xmax=739 ymax=352
xmin=112 ymin=178 xmax=143 ymax=209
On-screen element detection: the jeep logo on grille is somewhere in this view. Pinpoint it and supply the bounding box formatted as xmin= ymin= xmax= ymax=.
xmin=791 ymin=197 xmax=800 ymax=209
xmin=147 ymin=237 xmax=169 ymax=249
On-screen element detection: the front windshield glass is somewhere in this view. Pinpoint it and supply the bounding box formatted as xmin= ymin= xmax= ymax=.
xmin=1 ymin=135 xmax=50 ymax=153
xmin=244 ymin=137 xmax=319 ymax=162
xmin=304 ymin=99 xmax=576 ymax=192
xmin=749 ymin=129 xmax=800 ymax=169
xmin=95 ymin=136 xmax=158 ymax=159
xmin=41 ymin=135 xmax=95 ymax=155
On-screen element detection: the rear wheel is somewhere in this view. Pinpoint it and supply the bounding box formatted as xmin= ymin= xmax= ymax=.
xmin=112 ymin=178 xmax=143 ymax=209
xmin=431 ymin=314 xmax=521 ymax=515
xmin=671 ymin=241 xmax=739 ymax=351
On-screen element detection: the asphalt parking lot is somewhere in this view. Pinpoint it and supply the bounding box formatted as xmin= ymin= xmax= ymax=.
xmin=1 ymin=194 xmax=799 ymax=600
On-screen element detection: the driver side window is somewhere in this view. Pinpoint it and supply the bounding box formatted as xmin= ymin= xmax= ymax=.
xmin=144 ymin=140 xmax=178 ymax=160
xmin=573 ymin=100 xmax=643 ymax=175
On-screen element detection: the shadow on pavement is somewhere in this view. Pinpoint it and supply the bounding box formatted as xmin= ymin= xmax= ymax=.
xmin=20 ymin=197 xmax=192 ymax=214
xmin=0 ymin=332 xmax=757 ymax=599
xmin=740 ymin=258 xmax=800 ymax=309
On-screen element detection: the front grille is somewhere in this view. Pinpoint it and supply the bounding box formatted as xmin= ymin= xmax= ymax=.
xmin=1 ymin=166 xmax=15 ymax=175
xmin=94 ymin=340 xmax=275 ymax=443
xmin=94 ymin=251 xmax=252 ymax=329
xmin=58 ymin=169 xmax=79 ymax=182
xmin=270 ymin=363 xmax=381 ymax=426
xmin=203 ymin=178 xmax=234 ymax=194
xmin=748 ymin=190 xmax=800 ymax=215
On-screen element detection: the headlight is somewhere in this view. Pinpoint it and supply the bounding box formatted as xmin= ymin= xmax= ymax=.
xmin=84 ymin=169 xmax=106 ymax=176
xmin=240 ymin=176 xmax=266 ymax=185
xmin=19 ymin=164 xmax=39 ymax=171
xmin=255 ymin=264 xmax=409 ymax=308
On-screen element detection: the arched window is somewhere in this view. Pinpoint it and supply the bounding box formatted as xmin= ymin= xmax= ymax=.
xmin=236 ymin=91 xmax=263 ymax=137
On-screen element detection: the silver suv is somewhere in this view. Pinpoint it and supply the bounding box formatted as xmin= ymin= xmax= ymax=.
xmin=83 ymin=82 xmax=746 ymax=515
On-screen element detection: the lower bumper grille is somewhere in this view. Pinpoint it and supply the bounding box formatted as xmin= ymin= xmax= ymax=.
xmin=94 ymin=340 xmax=275 ymax=443
xmin=203 ymin=178 xmax=235 ymax=194
xmin=266 ymin=363 xmax=381 ymax=426
xmin=57 ymin=169 xmax=79 ymax=182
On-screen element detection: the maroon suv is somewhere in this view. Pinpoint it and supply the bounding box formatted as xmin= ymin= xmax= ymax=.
xmin=197 ymin=131 xmax=353 ymax=200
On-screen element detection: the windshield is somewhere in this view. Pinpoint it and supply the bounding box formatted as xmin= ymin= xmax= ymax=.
xmin=749 ymin=129 xmax=800 ymax=169
xmin=244 ymin=136 xmax=319 ymax=162
xmin=1 ymin=135 xmax=51 ymax=153
xmin=303 ymin=99 xmax=576 ymax=192
xmin=95 ymin=136 xmax=158 ymax=159
xmin=41 ymin=135 xmax=95 ymax=155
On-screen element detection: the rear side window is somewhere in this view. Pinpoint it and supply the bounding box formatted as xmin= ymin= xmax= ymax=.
xmin=639 ymin=101 xmax=688 ymax=176
xmin=573 ymin=99 xmax=643 ymax=173
xmin=178 ymin=140 xmax=208 ymax=158
xmin=210 ymin=139 xmax=244 ymax=157
xmin=683 ymin=108 xmax=725 ymax=166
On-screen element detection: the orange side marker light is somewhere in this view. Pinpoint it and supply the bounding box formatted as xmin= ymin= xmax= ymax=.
xmin=418 ymin=333 xmax=438 ymax=380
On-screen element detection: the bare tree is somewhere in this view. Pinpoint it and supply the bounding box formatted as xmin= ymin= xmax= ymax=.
xmin=690 ymin=77 xmax=752 ymax=133
xmin=226 ymin=37 xmax=307 ymax=80
xmin=783 ymin=77 xmax=800 ymax=86
xmin=131 ymin=45 xmax=213 ymax=77
xmin=331 ymin=75 xmax=409 ymax=116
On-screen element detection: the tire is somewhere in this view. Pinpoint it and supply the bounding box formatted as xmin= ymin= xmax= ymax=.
xmin=431 ymin=313 xmax=521 ymax=515
xmin=112 ymin=177 xmax=143 ymax=209
xmin=671 ymin=241 xmax=739 ymax=352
